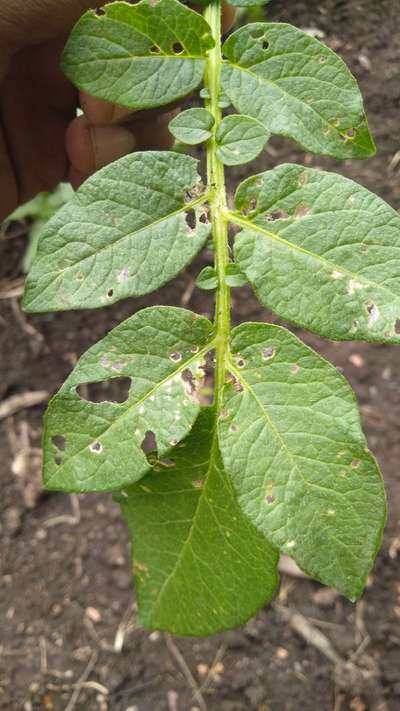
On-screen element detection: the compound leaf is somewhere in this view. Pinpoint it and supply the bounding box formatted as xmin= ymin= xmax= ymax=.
xmin=61 ymin=0 xmax=214 ymax=110
xmin=216 ymin=115 xmax=269 ymax=166
xmin=117 ymin=408 xmax=279 ymax=635
xmin=222 ymin=23 xmax=375 ymax=159
xmin=43 ymin=307 xmax=214 ymax=493
xmin=169 ymin=108 xmax=214 ymax=145
xmin=23 ymin=152 xmax=210 ymax=313
xmin=232 ymin=164 xmax=400 ymax=343
xmin=218 ymin=323 xmax=386 ymax=600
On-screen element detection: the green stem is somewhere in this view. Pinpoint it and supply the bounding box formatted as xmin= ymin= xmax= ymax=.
xmin=204 ymin=0 xmax=230 ymax=407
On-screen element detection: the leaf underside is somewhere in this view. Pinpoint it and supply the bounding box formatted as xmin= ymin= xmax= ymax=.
xmin=216 ymin=114 xmax=270 ymax=166
xmin=43 ymin=307 xmax=213 ymax=492
xmin=233 ymin=164 xmax=400 ymax=343
xmin=169 ymin=108 xmax=214 ymax=145
xmin=61 ymin=0 xmax=214 ymax=110
xmin=118 ymin=408 xmax=279 ymax=636
xmin=217 ymin=323 xmax=386 ymax=599
xmin=222 ymin=23 xmax=375 ymax=159
xmin=23 ymin=152 xmax=210 ymax=312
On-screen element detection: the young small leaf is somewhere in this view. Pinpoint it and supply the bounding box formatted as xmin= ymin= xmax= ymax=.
xmin=222 ymin=23 xmax=375 ymax=159
xmin=218 ymin=323 xmax=386 ymax=600
xmin=216 ymin=115 xmax=269 ymax=166
xmin=23 ymin=152 xmax=210 ymax=312
xmin=196 ymin=266 xmax=218 ymax=290
xmin=232 ymin=164 xmax=400 ymax=343
xmin=169 ymin=108 xmax=214 ymax=145
xmin=61 ymin=0 xmax=214 ymax=110
xmin=117 ymin=409 xmax=279 ymax=636
xmin=225 ymin=263 xmax=248 ymax=287
xmin=43 ymin=307 xmax=214 ymax=492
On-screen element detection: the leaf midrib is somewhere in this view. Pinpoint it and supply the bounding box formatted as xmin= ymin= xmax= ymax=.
xmin=228 ymin=362 xmax=361 ymax=565
xmin=230 ymin=212 xmax=400 ymax=305
xmin=28 ymin=193 xmax=210 ymax=308
xmin=222 ymin=59 xmax=357 ymax=138
xmin=46 ymin=338 xmax=216 ymax=485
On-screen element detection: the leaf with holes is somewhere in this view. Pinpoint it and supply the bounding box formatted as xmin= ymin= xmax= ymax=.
xmin=169 ymin=108 xmax=214 ymax=145
xmin=218 ymin=323 xmax=386 ymax=599
xmin=23 ymin=152 xmax=210 ymax=312
xmin=221 ymin=23 xmax=375 ymax=159
xmin=117 ymin=408 xmax=279 ymax=635
xmin=232 ymin=164 xmax=400 ymax=343
xmin=216 ymin=115 xmax=269 ymax=166
xmin=43 ymin=307 xmax=213 ymax=492
xmin=61 ymin=0 xmax=214 ymax=110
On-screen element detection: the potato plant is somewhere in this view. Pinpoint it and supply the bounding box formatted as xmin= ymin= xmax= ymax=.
xmin=23 ymin=0 xmax=400 ymax=636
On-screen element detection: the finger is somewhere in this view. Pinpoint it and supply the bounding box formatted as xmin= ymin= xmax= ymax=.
xmin=65 ymin=115 xmax=136 ymax=175
xmin=79 ymin=93 xmax=136 ymax=127
xmin=66 ymin=111 xmax=174 ymax=187
xmin=221 ymin=2 xmax=237 ymax=33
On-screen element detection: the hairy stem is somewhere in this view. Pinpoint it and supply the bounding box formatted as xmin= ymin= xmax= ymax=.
xmin=204 ymin=0 xmax=230 ymax=407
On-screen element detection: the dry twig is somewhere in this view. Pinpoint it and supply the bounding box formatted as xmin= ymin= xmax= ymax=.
xmin=164 ymin=634 xmax=207 ymax=711
xmin=0 ymin=391 xmax=48 ymax=420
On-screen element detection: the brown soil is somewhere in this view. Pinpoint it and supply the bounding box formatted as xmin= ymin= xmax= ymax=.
xmin=1 ymin=1 xmax=400 ymax=710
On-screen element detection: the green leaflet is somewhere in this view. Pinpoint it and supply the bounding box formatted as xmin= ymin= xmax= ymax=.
xmin=196 ymin=266 xmax=218 ymax=290
xmin=224 ymin=263 xmax=248 ymax=287
xmin=61 ymin=0 xmax=214 ymax=110
xmin=117 ymin=409 xmax=279 ymax=636
xmin=232 ymin=164 xmax=400 ymax=344
xmin=221 ymin=23 xmax=375 ymax=159
xmin=216 ymin=115 xmax=269 ymax=165
xmin=43 ymin=307 xmax=213 ymax=493
xmin=218 ymin=323 xmax=386 ymax=600
xmin=23 ymin=152 xmax=210 ymax=313
xmin=169 ymin=108 xmax=214 ymax=145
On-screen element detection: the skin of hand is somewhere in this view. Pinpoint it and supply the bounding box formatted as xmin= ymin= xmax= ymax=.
xmin=0 ymin=1 xmax=236 ymax=222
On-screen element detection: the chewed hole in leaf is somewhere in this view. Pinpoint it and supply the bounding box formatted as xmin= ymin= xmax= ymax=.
xmin=95 ymin=7 xmax=105 ymax=16
xmin=141 ymin=430 xmax=158 ymax=455
xmin=185 ymin=210 xmax=197 ymax=232
xmin=107 ymin=288 xmax=114 ymax=298
xmin=199 ymin=206 xmax=209 ymax=225
xmin=265 ymin=209 xmax=289 ymax=221
xmin=366 ymin=302 xmax=379 ymax=326
xmin=159 ymin=457 xmax=175 ymax=468
xmin=52 ymin=434 xmax=66 ymax=451
xmin=172 ymin=42 xmax=184 ymax=54
xmin=90 ymin=441 xmax=103 ymax=453
xmin=241 ymin=198 xmax=257 ymax=216
xmin=76 ymin=377 xmax=131 ymax=404
xmin=251 ymin=28 xmax=265 ymax=39
xmin=169 ymin=351 xmax=182 ymax=362
xmin=261 ymin=346 xmax=276 ymax=361
xmin=150 ymin=45 xmax=161 ymax=54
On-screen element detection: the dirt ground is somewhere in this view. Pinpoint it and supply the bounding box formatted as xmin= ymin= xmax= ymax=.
xmin=1 ymin=0 xmax=400 ymax=709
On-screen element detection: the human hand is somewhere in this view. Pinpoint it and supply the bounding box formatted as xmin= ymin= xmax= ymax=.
xmin=0 ymin=1 xmax=235 ymax=222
